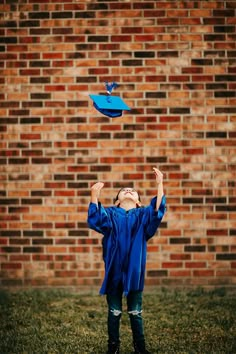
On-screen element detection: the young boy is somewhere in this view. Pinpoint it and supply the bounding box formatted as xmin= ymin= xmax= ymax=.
xmin=87 ymin=168 xmax=166 ymax=354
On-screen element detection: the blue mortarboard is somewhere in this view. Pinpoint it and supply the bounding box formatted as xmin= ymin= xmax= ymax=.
xmin=89 ymin=82 xmax=131 ymax=118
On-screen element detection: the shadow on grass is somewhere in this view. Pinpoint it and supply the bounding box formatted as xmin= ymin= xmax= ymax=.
xmin=0 ymin=287 xmax=236 ymax=353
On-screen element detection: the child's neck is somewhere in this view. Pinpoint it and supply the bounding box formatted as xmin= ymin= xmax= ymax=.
xmin=119 ymin=200 xmax=136 ymax=211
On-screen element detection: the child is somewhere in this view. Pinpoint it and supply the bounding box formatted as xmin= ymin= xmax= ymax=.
xmin=87 ymin=168 xmax=166 ymax=354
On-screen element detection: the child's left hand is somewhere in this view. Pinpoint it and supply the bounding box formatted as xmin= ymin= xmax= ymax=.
xmin=153 ymin=168 xmax=163 ymax=185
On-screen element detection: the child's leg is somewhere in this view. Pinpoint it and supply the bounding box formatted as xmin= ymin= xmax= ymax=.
xmin=106 ymin=290 xmax=123 ymax=347
xmin=127 ymin=291 xmax=147 ymax=352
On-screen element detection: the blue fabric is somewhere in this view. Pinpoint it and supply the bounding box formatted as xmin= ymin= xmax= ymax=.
xmin=87 ymin=195 xmax=166 ymax=296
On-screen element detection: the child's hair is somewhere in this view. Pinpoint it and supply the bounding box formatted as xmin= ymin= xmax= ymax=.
xmin=114 ymin=188 xmax=141 ymax=208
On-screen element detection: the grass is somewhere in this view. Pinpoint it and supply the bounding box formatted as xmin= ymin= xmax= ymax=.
xmin=0 ymin=287 xmax=236 ymax=353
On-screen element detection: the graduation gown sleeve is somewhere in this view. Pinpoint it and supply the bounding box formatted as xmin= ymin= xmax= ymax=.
xmin=143 ymin=195 xmax=166 ymax=240
xmin=87 ymin=202 xmax=112 ymax=235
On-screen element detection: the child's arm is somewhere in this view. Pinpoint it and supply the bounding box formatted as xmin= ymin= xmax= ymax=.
xmin=88 ymin=182 xmax=112 ymax=234
xmin=90 ymin=182 xmax=104 ymax=206
xmin=153 ymin=168 xmax=164 ymax=211
xmin=142 ymin=168 xmax=165 ymax=240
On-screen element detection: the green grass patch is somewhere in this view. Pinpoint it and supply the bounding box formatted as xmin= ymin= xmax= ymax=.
xmin=0 ymin=287 xmax=236 ymax=353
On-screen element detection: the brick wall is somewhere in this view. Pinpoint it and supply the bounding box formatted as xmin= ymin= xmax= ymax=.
xmin=0 ymin=0 xmax=236 ymax=290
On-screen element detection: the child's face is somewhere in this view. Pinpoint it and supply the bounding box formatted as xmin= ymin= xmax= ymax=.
xmin=117 ymin=187 xmax=140 ymax=204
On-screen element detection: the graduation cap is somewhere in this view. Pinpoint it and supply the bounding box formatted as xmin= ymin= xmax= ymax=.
xmin=89 ymin=82 xmax=131 ymax=118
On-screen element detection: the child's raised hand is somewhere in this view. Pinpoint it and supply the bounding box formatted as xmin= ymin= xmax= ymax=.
xmin=91 ymin=182 xmax=104 ymax=200
xmin=153 ymin=168 xmax=163 ymax=185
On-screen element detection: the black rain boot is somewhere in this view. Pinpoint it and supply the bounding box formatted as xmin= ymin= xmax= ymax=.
xmin=133 ymin=341 xmax=151 ymax=354
xmin=107 ymin=341 xmax=120 ymax=354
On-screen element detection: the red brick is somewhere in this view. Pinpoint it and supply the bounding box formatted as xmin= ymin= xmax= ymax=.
xmin=162 ymin=262 xmax=183 ymax=268
xmin=2 ymin=263 xmax=22 ymax=269
xmin=169 ymin=270 xmax=191 ymax=277
xmin=0 ymin=238 xmax=8 ymax=245
xmin=193 ymin=270 xmax=215 ymax=277
xmin=186 ymin=262 xmax=206 ymax=269
xmin=170 ymin=254 xmax=191 ymax=261
xmin=10 ymin=255 xmax=31 ymax=261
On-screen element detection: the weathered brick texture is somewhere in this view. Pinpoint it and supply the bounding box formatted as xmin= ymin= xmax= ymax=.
xmin=0 ymin=1 xmax=236 ymax=290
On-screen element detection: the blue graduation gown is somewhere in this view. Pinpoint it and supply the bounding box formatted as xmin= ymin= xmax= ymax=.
xmin=87 ymin=195 xmax=166 ymax=296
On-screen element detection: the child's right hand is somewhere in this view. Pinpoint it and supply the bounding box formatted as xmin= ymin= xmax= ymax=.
xmin=91 ymin=182 xmax=104 ymax=202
